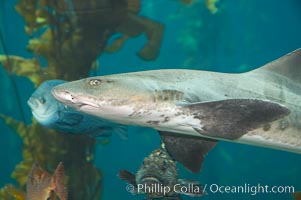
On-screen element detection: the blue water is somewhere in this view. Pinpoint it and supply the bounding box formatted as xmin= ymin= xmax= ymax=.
xmin=1 ymin=0 xmax=301 ymax=199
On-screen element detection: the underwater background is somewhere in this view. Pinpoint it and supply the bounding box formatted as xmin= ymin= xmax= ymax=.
xmin=0 ymin=0 xmax=301 ymax=199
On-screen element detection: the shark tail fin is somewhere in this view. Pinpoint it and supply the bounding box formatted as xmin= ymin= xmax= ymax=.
xmin=253 ymin=48 xmax=301 ymax=84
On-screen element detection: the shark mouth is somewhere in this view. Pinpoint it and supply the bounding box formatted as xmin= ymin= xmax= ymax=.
xmin=51 ymin=89 xmax=99 ymax=109
xmin=75 ymin=96 xmax=100 ymax=110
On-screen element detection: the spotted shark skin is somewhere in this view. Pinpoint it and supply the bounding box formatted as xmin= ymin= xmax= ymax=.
xmin=52 ymin=49 xmax=301 ymax=172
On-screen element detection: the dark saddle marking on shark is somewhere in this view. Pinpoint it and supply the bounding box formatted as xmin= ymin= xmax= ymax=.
xmin=159 ymin=131 xmax=217 ymax=173
xmin=185 ymin=99 xmax=290 ymax=140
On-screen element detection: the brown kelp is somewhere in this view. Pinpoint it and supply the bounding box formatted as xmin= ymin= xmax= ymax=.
xmin=0 ymin=0 xmax=164 ymax=199
xmin=14 ymin=0 xmax=164 ymax=81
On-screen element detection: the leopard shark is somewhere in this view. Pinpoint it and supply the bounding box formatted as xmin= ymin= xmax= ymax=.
xmin=51 ymin=49 xmax=301 ymax=173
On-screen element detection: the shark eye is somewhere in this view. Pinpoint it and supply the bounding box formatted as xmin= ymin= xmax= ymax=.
xmin=39 ymin=97 xmax=46 ymax=104
xmin=89 ymin=79 xmax=102 ymax=86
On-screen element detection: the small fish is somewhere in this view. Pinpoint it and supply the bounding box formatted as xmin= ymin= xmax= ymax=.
xmin=119 ymin=146 xmax=204 ymax=199
xmin=27 ymin=80 xmax=127 ymax=138
xmin=52 ymin=49 xmax=301 ymax=173
xmin=26 ymin=162 xmax=67 ymax=200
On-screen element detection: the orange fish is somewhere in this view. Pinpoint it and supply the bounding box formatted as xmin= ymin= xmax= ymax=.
xmin=26 ymin=162 xmax=67 ymax=200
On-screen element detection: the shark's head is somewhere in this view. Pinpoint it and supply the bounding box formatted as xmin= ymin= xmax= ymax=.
xmin=51 ymin=76 xmax=152 ymax=122
xmin=28 ymin=80 xmax=66 ymax=126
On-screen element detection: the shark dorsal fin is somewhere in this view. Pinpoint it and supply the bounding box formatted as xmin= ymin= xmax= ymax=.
xmin=256 ymin=49 xmax=301 ymax=84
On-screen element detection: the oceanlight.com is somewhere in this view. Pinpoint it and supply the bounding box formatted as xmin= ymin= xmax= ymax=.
xmin=125 ymin=183 xmax=295 ymax=196
xmin=206 ymin=183 xmax=295 ymax=195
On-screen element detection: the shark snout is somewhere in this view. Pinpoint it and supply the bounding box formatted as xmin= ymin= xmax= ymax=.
xmin=51 ymin=87 xmax=100 ymax=109
xmin=51 ymin=88 xmax=76 ymax=104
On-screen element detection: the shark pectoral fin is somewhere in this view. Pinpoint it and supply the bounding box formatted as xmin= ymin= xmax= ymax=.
xmin=186 ymin=99 xmax=290 ymax=140
xmin=119 ymin=169 xmax=137 ymax=186
xmin=159 ymin=131 xmax=217 ymax=173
